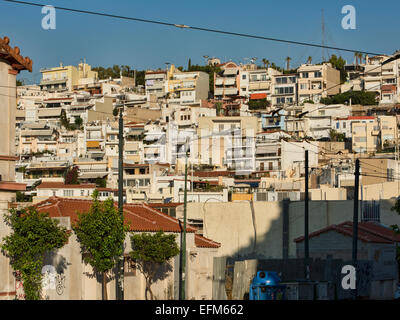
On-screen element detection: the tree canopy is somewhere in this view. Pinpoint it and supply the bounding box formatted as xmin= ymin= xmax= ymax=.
xmin=130 ymin=231 xmax=179 ymax=300
xmin=72 ymin=191 xmax=129 ymax=300
xmin=64 ymin=166 xmax=80 ymax=185
xmin=328 ymin=54 xmax=347 ymax=84
xmin=320 ymin=91 xmax=379 ymax=106
xmin=0 ymin=207 xmax=69 ymax=300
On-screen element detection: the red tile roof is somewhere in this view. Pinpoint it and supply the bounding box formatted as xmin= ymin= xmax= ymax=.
xmin=37 ymin=182 xmax=96 ymax=189
xmin=250 ymin=93 xmax=267 ymax=100
xmin=0 ymin=181 xmax=26 ymax=191
xmin=294 ymin=221 xmax=398 ymax=244
xmin=0 ymin=36 xmax=32 ymax=72
xmin=34 ymin=197 xmax=197 ymax=233
xmin=195 ymin=234 xmax=221 ymax=248
xmin=346 ymin=116 xmax=375 ymax=120
xmin=148 ymin=203 xmax=184 ymax=208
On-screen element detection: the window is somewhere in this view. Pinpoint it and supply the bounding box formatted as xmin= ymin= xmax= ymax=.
xmin=314 ymin=71 xmax=322 ymax=78
xmin=343 ymin=122 xmax=346 ymax=129
xmin=124 ymin=256 xmax=136 ymax=276
xmin=242 ymin=74 xmax=246 ymax=80
xmin=302 ymin=72 xmax=309 ymax=78
xmin=300 ymin=84 xmax=307 ymax=90
xmin=261 ymin=74 xmax=267 ymax=81
xmin=80 ymin=190 xmax=84 ymax=196
xmin=63 ymin=190 xmax=74 ymax=197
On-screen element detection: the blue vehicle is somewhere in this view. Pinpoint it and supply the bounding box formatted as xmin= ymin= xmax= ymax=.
xmin=249 ymin=271 xmax=286 ymax=300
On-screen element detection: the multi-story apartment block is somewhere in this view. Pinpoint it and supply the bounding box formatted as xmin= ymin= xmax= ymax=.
xmin=18 ymin=123 xmax=58 ymax=155
xmin=143 ymin=123 xmax=167 ymax=163
xmin=40 ymin=62 xmax=98 ymax=92
xmin=362 ymin=54 xmax=400 ymax=104
xmin=73 ymin=158 xmax=108 ymax=183
xmin=196 ymin=116 xmax=258 ymax=173
xmin=214 ymin=62 xmax=240 ymax=99
xmin=352 ymin=121 xmax=378 ymax=153
xmin=57 ymin=131 xmax=78 ymax=161
xmin=303 ymin=104 xmax=351 ymax=140
xmin=166 ymin=65 xmax=209 ymax=105
xmin=271 ymin=74 xmax=297 ymax=107
xmin=333 ymin=116 xmax=376 ymax=138
xmin=297 ymin=63 xmax=340 ymax=103
xmin=351 ymin=115 xmax=398 ymax=153
xmin=240 ymin=67 xmax=280 ymax=100
xmin=145 ymin=70 xmax=167 ymax=98
xmin=84 ymin=123 xmax=105 ymax=160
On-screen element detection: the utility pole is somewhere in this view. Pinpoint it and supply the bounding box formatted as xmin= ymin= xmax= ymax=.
xmin=179 ymin=137 xmax=189 ymax=300
xmin=352 ymin=159 xmax=360 ymax=299
xmin=304 ymin=149 xmax=310 ymax=280
xmin=116 ymin=96 xmax=125 ymax=300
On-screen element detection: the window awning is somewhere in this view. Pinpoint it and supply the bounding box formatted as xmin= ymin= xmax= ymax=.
xmin=223 ymin=68 xmax=238 ymax=76
xmin=256 ymin=145 xmax=279 ymax=154
xmin=87 ymin=141 xmax=100 ymax=148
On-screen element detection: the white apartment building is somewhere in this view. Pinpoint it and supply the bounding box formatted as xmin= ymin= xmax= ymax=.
xmin=297 ymin=63 xmax=340 ymax=103
xmin=271 ymin=74 xmax=297 ymax=107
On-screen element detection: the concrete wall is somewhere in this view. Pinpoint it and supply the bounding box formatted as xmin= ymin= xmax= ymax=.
xmin=2 ymin=217 xmax=217 ymax=300
xmin=0 ymin=60 xmax=16 ymax=181
xmin=185 ymin=199 xmax=400 ymax=260
xmin=0 ymin=192 xmax=17 ymax=299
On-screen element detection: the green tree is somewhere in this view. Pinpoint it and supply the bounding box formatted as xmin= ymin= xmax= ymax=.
xmin=285 ymin=56 xmax=291 ymax=71
xmin=64 ymin=166 xmax=80 ymax=185
xmin=130 ymin=231 xmax=179 ymax=300
xmin=0 ymin=207 xmax=69 ymax=300
xmin=329 ymin=129 xmax=345 ymax=142
xmin=188 ymin=58 xmax=192 ymax=70
xmin=320 ymin=91 xmax=378 ymax=106
xmin=247 ymin=98 xmax=270 ymax=110
xmin=328 ymin=54 xmax=347 ymax=83
xmin=215 ymin=102 xmax=223 ymax=116
xmin=72 ymin=191 xmax=129 ymax=300
xmin=135 ymin=70 xmax=145 ymax=86
xmin=95 ymin=177 xmax=107 ymax=188
xmin=74 ymin=116 xmax=83 ymax=129
xmin=16 ymin=79 xmax=24 ymax=86
xmin=60 ymin=109 xmax=70 ymax=130
xmin=262 ymin=58 xmax=269 ymax=69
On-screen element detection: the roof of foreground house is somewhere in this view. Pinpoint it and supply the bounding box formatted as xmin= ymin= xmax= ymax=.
xmin=33 ymin=197 xmax=220 ymax=248
xmin=37 ymin=182 xmax=96 ymax=189
xmin=0 ymin=36 xmax=32 ymax=72
xmin=294 ymin=221 xmax=400 ymax=244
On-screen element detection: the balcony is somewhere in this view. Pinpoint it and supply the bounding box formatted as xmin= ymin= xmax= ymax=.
xmin=40 ymin=78 xmax=67 ymax=85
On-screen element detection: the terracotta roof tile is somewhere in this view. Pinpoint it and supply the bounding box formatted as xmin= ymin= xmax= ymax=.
xmin=294 ymin=221 xmax=396 ymax=244
xmin=34 ymin=197 xmax=197 ymax=233
xmin=195 ymin=234 xmax=221 ymax=248
xmin=37 ymin=182 xmax=96 ymax=189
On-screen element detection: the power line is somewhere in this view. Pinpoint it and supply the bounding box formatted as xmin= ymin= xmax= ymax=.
xmin=2 ymin=0 xmax=386 ymax=56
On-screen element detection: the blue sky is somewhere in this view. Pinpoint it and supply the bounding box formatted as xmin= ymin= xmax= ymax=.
xmin=1 ymin=0 xmax=399 ymax=84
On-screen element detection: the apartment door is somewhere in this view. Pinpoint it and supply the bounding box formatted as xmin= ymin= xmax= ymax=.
xmin=260 ymin=163 xmax=264 ymax=171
